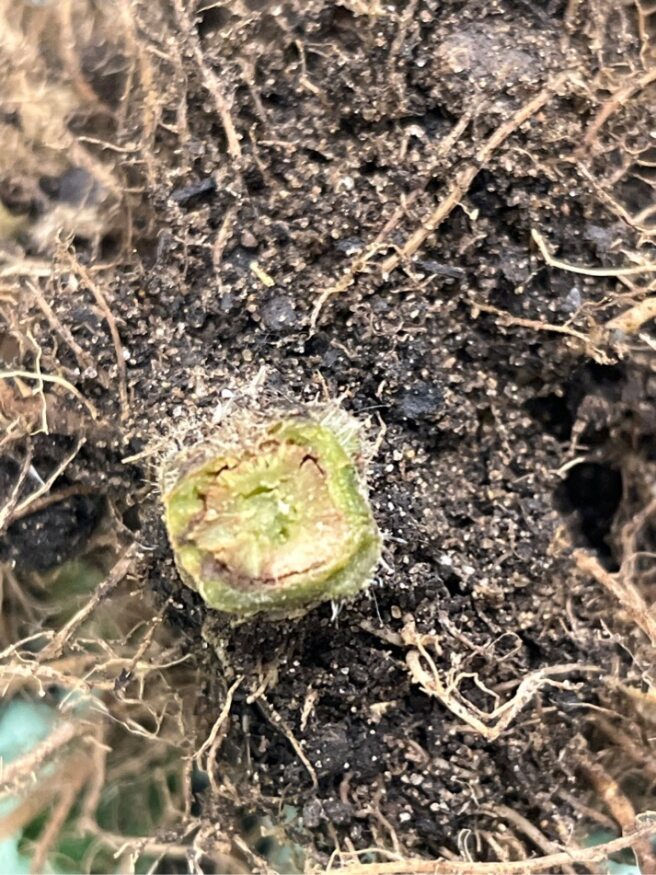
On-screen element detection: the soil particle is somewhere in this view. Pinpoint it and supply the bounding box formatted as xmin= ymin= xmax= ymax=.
xmin=240 ymin=229 xmax=259 ymax=249
xmin=259 ymin=295 xmax=298 ymax=333
xmin=395 ymin=380 xmax=444 ymax=422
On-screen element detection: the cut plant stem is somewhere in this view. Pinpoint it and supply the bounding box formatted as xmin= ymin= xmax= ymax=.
xmin=162 ymin=416 xmax=381 ymax=617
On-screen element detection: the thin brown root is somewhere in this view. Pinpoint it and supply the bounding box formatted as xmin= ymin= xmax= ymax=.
xmin=582 ymin=67 xmax=656 ymax=148
xmin=579 ymin=756 xmax=656 ymax=872
xmin=256 ymin=695 xmax=319 ymax=790
xmin=310 ymin=102 xmax=478 ymax=327
xmin=0 ymin=370 xmax=99 ymax=420
xmin=593 ymin=716 xmax=656 ymax=782
xmin=573 ymin=550 xmax=656 ymax=646
xmin=0 ymin=719 xmax=83 ymax=796
xmin=212 ymin=205 xmax=237 ymax=272
xmin=0 ymin=448 xmax=33 ymax=534
xmin=29 ymin=767 xmax=86 ymax=875
xmin=310 ymin=242 xmax=390 ymax=329
xmin=38 ymin=544 xmax=137 ymax=661
xmin=403 ymin=621 xmax=600 ymax=742
xmin=471 ymin=301 xmax=595 ymax=346
xmin=329 ymin=815 xmax=656 ymax=874
xmin=171 ymin=0 xmax=241 ymax=159
xmin=532 ymin=228 xmax=656 ymax=277
xmin=28 ymin=281 xmax=104 ymax=385
xmin=605 ymin=297 xmax=656 ymax=335
xmin=0 ymin=749 xmax=91 ymax=842
xmin=63 ymin=252 xmax=129 ymax=419
xmin=481 ymin=805 xmax=579 ymax=875
xmin=2 ymin=438 xmax=85 ymax=531
xmin=195 ymin=676 xmax=242 ymax=793
xmin=556 ymin=788 xmax=616 ymax=831
xmin=380 ymin=73 xmax=571 ymax=275
xmin=6 ymin=483 xmax=94 ymax=525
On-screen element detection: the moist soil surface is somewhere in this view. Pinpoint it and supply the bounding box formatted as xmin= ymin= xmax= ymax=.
xmin=3 ymin=0 xmax=656 ymax=869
